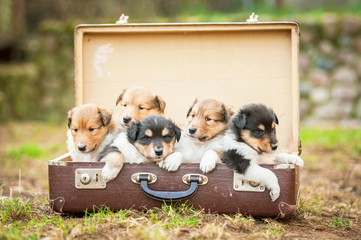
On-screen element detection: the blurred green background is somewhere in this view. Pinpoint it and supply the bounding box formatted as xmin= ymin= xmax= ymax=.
xmin=1 ymin=0 xmax=361 ymax=126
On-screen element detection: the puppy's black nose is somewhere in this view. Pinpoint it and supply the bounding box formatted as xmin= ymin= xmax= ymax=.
xmin=78 ymin=144 xmax=86 ymax=152
xmin=271 ymin=144 xmax=278 ymax=151
xmin=123 ymin=116 xmax=131 ymax=124
xmin=155 ymin=148 xmax=163 ymax=156
xmin=188 ymin=127 xmax=197 ymax=134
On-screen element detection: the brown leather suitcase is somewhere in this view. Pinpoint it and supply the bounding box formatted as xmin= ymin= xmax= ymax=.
xmin=48 ymin=21 xmax=301 ymax=217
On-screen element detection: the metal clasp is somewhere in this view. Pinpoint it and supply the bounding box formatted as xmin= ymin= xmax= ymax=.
xmin=233 ymin=172 xmax=265 ymax=192
xmin=182 ymin=174 xmax=208 ymax=185
xmin=75 ymin=168 xmax=106 ymax=189
xmin=131 ymin=173 xmax=157 ymax=184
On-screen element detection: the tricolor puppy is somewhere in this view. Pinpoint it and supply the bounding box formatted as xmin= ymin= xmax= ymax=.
xmin=175 ymin=98 xmax=233 ymax=173
xmin=99 ymin=115 xmax=182 ymax=182
xmin=67 ymin=103 xmax=117 ymax=162
xmin=127 ymin=115 xmax=182 ymax=170
xmin=113 ymin=87 xmax=166 ymax=131
xmin=222 ymin=104 xmax=303 ymax=202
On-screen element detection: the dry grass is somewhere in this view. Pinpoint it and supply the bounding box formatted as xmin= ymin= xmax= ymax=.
xmin=1 ymin=123 xmax=361 ymax=239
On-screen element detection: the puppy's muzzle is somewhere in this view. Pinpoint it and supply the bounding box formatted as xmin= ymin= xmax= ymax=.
xmin=188 ymin=127 xmax=197 ymax=134
xmin=123 ymin=116 xmax=132 ymax=124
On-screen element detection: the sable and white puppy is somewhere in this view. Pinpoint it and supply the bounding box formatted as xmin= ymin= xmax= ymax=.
xmin=175 ymin=98 xmax=233 ymax=173
xmin=99 ymin=87 xmax=167 ymax=182
xmin=99 ymin=115 xmax=182 ymax=181
xmin=67 ymin=103 xmax=117 ymax=162
xmin=222 ymin=103 xmax=304 ymax=202
xmin=113 ymin=87 xmax=166 ymax=131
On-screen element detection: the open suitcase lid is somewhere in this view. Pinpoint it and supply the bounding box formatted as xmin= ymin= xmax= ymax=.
xmin=74 ymin=22 xmax=300 ymax=154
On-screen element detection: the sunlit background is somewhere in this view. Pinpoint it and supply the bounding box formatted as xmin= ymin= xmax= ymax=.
xmin=1 ymin=0 xmax=360 ymax=126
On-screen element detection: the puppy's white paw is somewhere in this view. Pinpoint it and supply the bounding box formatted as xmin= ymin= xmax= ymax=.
xmin=269 ymin=184 xmax=280 ymax=202
xmin=200 ymin=159 xmax=216 ymax=173
xmin=102 ymin=165 xmax=121 ymax=183
xmin=200 ymin=150 xmax=219 ymax=173
xmin=158 ymin=152 xmax=183 ymax=172
xmin=277 ymin=153 xmax=304 ymax=167
xmin=269 ymin=188 xmax=280 ymax=202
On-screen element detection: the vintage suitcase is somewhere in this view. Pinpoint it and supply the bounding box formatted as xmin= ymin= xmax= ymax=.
xmin=48 ymin=21 xmax=301 ymax=217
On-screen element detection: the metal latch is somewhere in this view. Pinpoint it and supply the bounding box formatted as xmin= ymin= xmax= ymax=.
xmin=182 ymin=174 xmax=208 ymax=185
xmin=233 ymin=172 xmax=265 ymax=192
xmin=131 ymin=173 xmax=157 ymax=184
xmin=75 ymin=168 xmax=106 ymax=189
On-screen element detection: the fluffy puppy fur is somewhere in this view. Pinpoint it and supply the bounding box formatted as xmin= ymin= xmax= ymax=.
xmin=222 ymin=104 xmax=303 ymax=202
xmin=175 ymin=98 xmax=233 ymax=173
xmin=100 ymin=87 xmax=166 ymax=182
xmin=99 ymin=115 xmax=183 ymax=182
xmin=113 ymin=87 xmax=166 ymax=131
xmin=67 ymin=103 xmax=117 ymax=162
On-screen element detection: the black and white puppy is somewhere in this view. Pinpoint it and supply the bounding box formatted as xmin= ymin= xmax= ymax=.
xmin=222 ymin=104 xmax=303 ymax=202
xmin=99 ymin=115 xmax=183 ymax=182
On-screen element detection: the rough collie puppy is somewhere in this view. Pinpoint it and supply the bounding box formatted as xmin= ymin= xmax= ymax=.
xmin=113 ymin=87 xmax=166 ymax=131
xmin=175 ymin=98 xmax=233 ymax=173
xmin=100 ymin=87 xmax=167 ymax=182
xmin=222 ymin=104 xmax=304 ymax=202
xmin=99 ymin=115 xmax=182 ymax=182
xmin=67 ymin=103 xmax=117 ymax=162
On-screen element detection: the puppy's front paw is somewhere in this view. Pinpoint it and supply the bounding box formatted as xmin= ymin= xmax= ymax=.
xmin=277 ymin=153 xmax=304 ymax=167
xmin=158 ymin=152 xmax=183 ymax=172
xmin=269 ymin=184 xmax=280 ymax=202
xmin=102 ymin=165 xmax=122 ymax=183
xmin=200 ymin=150 xmax=219 ymax=173
xmin=200 ymin=159 xmax=216 ymax=173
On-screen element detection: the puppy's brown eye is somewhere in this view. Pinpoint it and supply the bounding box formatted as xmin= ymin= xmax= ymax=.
xmin=123 ymin=104 xmax=127 ymax=107
xmin=74 ymin=129 xmax=78 ymax=132
xmin=191 ymin=114 xmax=195 ymax=118
xmin=205 ymin=117 xmax=211 ymax=121
xmin=89 ymin=128 xmax=94 ymax=132
xmin=138 ymin=106 xmax=144 ymax=110
xmin=256 ymin=129 xmax=264 ymax=135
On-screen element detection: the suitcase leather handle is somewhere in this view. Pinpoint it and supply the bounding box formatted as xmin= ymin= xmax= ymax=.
xmin=138 ymin=174 xmax=200 ymax=202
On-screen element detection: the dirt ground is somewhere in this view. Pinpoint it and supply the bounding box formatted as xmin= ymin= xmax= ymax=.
xmin=0 ymin=122 xmax=360 ymax=239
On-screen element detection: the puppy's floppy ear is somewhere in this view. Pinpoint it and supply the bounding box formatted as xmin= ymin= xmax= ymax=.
xmin=221 ymin=104 xmax=234 ymax=122
xmin=67 ymin=109 xmax=74 ymax=129
xmin=186 ymin=98 xmax=198 ymax=117
xmin=174 ymin=125 xmax=181 ymax=142
xmin=127 ymin=122 xmax=140 ymax=143
xmin=116 ymin=89 xmax=126 ymax=106
xmin=233 ymin=111 xmax=247 ymax=129
xmin=98 ymin=107 xmax=112 ymax=126
xmin=274 ymin=113 xmax=279 ymax=125
xmin=154 ymin=95 xmax=166 ymax=113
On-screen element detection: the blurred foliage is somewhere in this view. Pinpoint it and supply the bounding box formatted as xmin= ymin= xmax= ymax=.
xmin=0 ymin=0 xmax=361 ymax=122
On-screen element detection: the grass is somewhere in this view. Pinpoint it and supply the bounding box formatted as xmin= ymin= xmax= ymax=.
xmin=0 ymin=123 xmax=361 ymax=239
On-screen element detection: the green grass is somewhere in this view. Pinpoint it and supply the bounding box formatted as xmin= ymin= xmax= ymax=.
xmin=0 ymin=198 xmax=33 ymax=224
xmin=300 ymin=128 xmax=361 ymax=156
xmin=7 ymin=143 xmax=47 ymax=161
xmin=327 ymin=216 xmax=352 ymax=229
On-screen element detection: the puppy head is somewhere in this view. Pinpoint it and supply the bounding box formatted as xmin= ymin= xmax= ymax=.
xmin=185 ymin=98 xmax=232 ymax=142
xmin=127 ymin=115 xmax=181 ymax=162
xmin=231 ymin=103 xmax=279 ymax=154
xmin=113 ymin=87 xmax=166 ymax=128
xmin=67 ymin=103 xmax=112 ymax=153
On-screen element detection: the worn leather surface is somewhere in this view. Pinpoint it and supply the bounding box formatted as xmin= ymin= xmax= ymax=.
xmin=49 ymin=163 xmax=297 ymax=217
